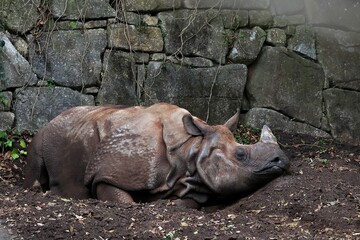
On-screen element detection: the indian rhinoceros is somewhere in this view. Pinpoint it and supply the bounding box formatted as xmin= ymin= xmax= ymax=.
xmin=24 ymin=103 xmax=289 ymax=207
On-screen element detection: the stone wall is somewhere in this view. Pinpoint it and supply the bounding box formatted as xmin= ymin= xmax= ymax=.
xmin=1 ymin=0 xmax=359 ymax=145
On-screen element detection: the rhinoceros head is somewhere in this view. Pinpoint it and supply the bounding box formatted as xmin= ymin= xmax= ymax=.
xmin=183 ymin=112 xmax=290 ymax=197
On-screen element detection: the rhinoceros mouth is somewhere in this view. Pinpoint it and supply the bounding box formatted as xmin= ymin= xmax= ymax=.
xmin=253 ymin=165 xmax=286 ymax=176
xmin=254 ymin=155 xmax=290 ymax=176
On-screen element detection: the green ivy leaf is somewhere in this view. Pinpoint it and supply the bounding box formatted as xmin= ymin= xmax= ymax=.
xmin=69 ymin=21 xmax=78 ymax=29
xmin=5 ymin=139 xmax=13 ymax=148
xmin=47 ymin=80 xmax=55 ymax=89
xmin=2 ymin=98 xmax=9 ymax=106
xmin=20 ymin=150 xmax=27 ymax=155
xmin=11 ymin=149 xmax=20 ymax=159
xmin=0 ymin=92 xmax=9 ymax=107
xmin=0 ymin=131 xmax=7 ymax=139
xmin=19 ymin=139 xmax=27 ymax=148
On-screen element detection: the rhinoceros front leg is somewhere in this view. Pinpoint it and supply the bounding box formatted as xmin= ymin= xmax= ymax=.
xmin=96 ymin=183 xmax=133 ymax=203
xmin=173 ymin=198 xmax=200 ymax=209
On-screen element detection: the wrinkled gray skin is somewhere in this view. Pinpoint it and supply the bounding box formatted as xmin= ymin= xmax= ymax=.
xmin=24 ymin=103 xmax=289 ymax=207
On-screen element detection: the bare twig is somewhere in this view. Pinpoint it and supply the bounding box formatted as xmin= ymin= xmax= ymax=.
xmin=206 ymin=58 xmax=221 ymax=122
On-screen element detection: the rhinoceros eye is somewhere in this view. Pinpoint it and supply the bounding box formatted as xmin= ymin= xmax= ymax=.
xmin=235 ymin=147 xmax=246 ymax=161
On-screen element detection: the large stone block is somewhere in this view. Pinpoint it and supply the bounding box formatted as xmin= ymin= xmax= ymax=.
xmin=228 ymin=27 xmax=266 ymax=65
xmin=315 ymin=27 xmax=360 ymax=91
xmin=158 ymin=10 xmax=227 ymax=63
xmin=15 ymin=87 xmax=94 ymax=131
xmin=266 ymin=28 xmax=286 ymax=46
xmin=272 ymin=0 xmax=305 ymax=15
xmin=0 ymin=112 xmax=14 ymax=131
xmin=324 ymin=88 xmax=360 ymax=145
xmin=183 ymin=0 xmax=270 ymax=9
xmin=113 ymin=12 xmax=158 ymax=26
xmin=115 ymin=12 xmax=141 ymax=25
xmin=288 ymin=25 xmax=316 ymax=60
xmin=249 ymin=10 xmax=273 ymax=28
xmin=125 ymin=0 xmax=182 ymax=11
xmin=28 ymin=29 xmax=106 ymax=88
xmin=46 ymin=20 xmax=108 ymax=31
xmin=241 ymin=108 xmax=331 ymax=138
xmin=97 ymin=50 xmax=138 ymax=106
xmin=107 ymin=23 xmax=163 ymax=52
xmin=0 ymin=0 xmax=40 ymax=33
xmin=220 ymin=10 xmax=248 ymax=29
xmin=272 ymin=15 xmax=305 ymax=27
xmin=50 ymin=0 xmax=115 ymax=19
xmin=247 ymin=47 xmax=324 ymax=128
xmin=170 ymin=56 xmax=214 ymax=68
xmin=145 ymin=62 xmax=247 ymax=124
xmin=0 ymin=33 xmax=37 ymax=90
xmin=305 ymin=0 xmax=360 ymax=33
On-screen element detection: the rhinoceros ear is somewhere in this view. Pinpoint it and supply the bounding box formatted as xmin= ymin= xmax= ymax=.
xmin=183 ymin=114 xmax=210 ymax=136
xmin=224 ymin=109 xmax=240 ymax=133
xmin=259 ymin=125 xmax=278 ymax=144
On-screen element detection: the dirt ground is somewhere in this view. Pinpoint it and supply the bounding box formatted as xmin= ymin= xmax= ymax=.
xmin=0 ymin=131 xmax=359 ymax=239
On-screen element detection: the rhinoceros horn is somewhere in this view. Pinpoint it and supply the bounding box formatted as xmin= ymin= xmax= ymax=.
xmin=259 ymin=125 xmax=278 ymax=144
xmin=224 ymin=109 xmax=240 ymax=133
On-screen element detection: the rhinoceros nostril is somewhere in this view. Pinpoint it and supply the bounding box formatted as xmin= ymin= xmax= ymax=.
xmin=270 ymin=157 xmax=281 ymax=164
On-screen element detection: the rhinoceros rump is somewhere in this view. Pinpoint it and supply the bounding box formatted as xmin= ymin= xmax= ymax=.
xmin=24 ymin=103 xmax=289 ymax=206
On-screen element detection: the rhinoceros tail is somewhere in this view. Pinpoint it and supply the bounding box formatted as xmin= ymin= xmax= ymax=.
xmin=23 ymin=130 xmax=49 ymax=191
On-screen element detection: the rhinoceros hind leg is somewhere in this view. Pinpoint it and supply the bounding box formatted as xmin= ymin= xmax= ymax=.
xmin=96 ymin=183 xmax=133 ymax=203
